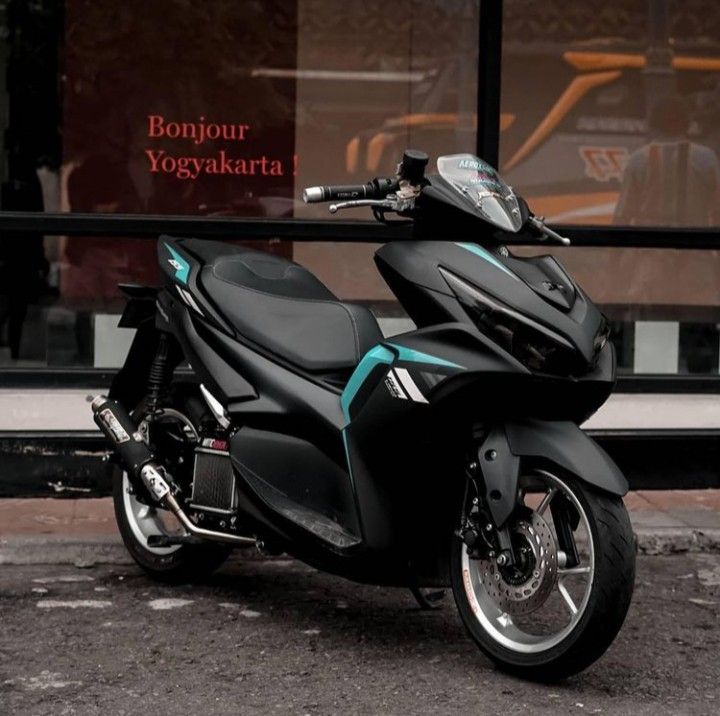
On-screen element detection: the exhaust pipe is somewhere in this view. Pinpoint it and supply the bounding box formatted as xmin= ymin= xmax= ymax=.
xmin=92 ymin=396 xmax=254 ymax=547
xmin=138 ymin=464 xmax=255 ymax=546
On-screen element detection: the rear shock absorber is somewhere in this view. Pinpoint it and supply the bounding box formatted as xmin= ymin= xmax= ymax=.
xmin=146 ymin=332 xmax=173 ymax=414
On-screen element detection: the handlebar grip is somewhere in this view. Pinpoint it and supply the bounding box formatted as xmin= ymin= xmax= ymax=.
xmin=302 ymin=177 xmax=398 ymax=204
xmin=303 ymin=183 xmax=375 ymax=203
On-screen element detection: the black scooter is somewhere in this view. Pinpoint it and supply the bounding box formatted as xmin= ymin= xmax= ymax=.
xmin=93 ymin=150 xmax=635 ymax=680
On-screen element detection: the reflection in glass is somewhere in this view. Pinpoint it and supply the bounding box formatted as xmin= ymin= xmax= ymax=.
xmin=500 ymin=0 xmax=720 ymax=376
xmin=500 ymin=0 xmax=720 ymax=228
xmin=614 ymin=95 xmax=720 ymax=226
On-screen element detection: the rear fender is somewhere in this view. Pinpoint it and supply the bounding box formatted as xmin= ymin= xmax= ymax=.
xmin=479 ymin=419 xmax=628 ymax=527
xmin=117 ymin=284 xmax=158 ymax=329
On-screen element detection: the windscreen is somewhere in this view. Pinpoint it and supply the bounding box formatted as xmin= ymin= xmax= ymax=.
xmin=437 ymin=153 xmax=523 ymax=232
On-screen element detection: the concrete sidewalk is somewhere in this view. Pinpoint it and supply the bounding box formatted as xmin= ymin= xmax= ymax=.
xmin=7 ymin=390 xmax=720 ymax=431
xmin=1 ymin=492 xmax=719 ymax=564
xmin=626 ymin=490 xmax=720 ymax=554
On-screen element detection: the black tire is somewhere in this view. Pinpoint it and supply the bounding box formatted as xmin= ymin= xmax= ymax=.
xmin=451 ymin=472 xmax=636 ymax=681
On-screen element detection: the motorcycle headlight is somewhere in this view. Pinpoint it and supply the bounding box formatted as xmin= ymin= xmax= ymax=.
xmin=440 ymin=268 xmax=590 ymax=376
xmin=594 ymin=316 xmax=610 ymax=354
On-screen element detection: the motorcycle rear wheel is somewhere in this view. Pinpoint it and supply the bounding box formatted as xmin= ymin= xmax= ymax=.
xmin=450 ymin=468 xmax=635 ymax=681
xmin=113 ymin=471 xmax=231 ymax=583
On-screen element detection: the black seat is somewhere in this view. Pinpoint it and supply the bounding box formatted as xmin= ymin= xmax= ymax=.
xmin=176 ymin=239 xmax=383 ymax=373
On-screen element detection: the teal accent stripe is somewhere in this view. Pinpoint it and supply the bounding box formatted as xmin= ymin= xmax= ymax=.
xmin=165 ymin=242 xmax=190 ymax=285
xmin=386 ymin=343 xmax=463 ymax=370
xmin=341 ymin=342 xmax=464 ymax=425
xmin=455 ymin=242 xmax=517 ymax=279
xmin=340 ymin=345 xmax=394 ymax=422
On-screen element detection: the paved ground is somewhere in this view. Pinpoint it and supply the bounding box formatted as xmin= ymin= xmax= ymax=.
xmin=1 ymin=553 xmax=719 ymax=715
xmin=1 ymin=494 xmax=719 ymax=713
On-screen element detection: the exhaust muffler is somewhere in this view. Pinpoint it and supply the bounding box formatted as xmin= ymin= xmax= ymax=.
xmin=92 ymin=396 xmax=254 ymax=547
xmin=92 ymin=395 xmax=155 ymax=475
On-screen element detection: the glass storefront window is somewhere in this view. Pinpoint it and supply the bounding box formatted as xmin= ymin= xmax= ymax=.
xmin=294 ymin=0 xmax=480 ymax=220
xmin=294 ymin=0 xmax=480 ymax=324
xmin=501 ymin=0 xmax=720 ymax=375
xmin=501 ymin=0 xmax=720 ymax=228
xmin=0 ymin=0 xmax=480 ymax=369
xmin=2 ymin=0 xmax=719 ymax=379
xmin=0 ymin=0 xmax=479 ymax=221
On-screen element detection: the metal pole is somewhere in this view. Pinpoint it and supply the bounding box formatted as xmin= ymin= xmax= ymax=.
xmin=643 ymin=0 xmax=675 ymax=112
xmin=476 ymin=0 xmax=503 ymax=166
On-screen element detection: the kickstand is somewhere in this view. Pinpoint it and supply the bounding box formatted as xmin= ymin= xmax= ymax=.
xmin=410 ymin=586 xmax=446 ymax=610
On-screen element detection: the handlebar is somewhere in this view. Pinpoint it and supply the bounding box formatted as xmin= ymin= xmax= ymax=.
xmin=527 ymin=216 xmax=571 ymax=246
xmin=303 ymin=177 xmax=398 ymax=204
xmin=302 ymin=180 xmax=570 ymax=245
xmin=303 ymin=150 xmax=428 ymax=208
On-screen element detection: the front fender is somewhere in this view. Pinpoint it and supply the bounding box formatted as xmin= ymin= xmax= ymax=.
xmin=479 ymin=419 xmax=628 ymax=527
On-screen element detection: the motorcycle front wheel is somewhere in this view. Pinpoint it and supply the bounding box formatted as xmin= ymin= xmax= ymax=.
xmin=450 ymin=468 xmax=635 ymax=681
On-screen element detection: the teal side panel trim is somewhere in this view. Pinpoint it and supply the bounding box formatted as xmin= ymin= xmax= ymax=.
xmin=340 ymin=345 xmax=394 ymax=422
xmin=455 ymin=242 xmax=517 ymax=280
xmin=386 ymin=343 xmax=464 ymax=370
xmin=340 ymin=342 xmax=465 ymax=478
xmin=164 ymin=243 xmax=190 ymax=285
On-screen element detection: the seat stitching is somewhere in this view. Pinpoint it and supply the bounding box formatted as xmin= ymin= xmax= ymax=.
xmin=215 ymin=257 xmax=309 ymax=283
xmin=208 ymin=265 xmax=340 ymax=305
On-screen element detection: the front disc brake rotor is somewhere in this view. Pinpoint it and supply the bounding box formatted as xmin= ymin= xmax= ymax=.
xmin=479 ymin=511 xmax=558 ymax=616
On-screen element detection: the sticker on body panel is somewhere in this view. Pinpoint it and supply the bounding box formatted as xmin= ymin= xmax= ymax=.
xmin=164 ymin=242 xmax=190 ymax=284
xmin=383 ymin=368 xmax=428 ymax=404
xmin=384 ymin=370 xmax=408 ymax=400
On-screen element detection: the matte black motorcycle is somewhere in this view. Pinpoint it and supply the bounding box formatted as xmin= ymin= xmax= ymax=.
xmin=93 ymin=150 xmax=635 ymax=680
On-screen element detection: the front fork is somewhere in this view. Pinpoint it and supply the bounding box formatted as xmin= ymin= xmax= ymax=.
xmin=457 ymin=460 xmax=519 ymax=567
xmin=458 ymin=430 xmax=580 ymax=570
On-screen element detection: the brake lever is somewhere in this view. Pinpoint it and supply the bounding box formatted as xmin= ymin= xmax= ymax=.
xmin=328 ymin=199 xmax=395 ymax=214
xmin=528 ymin=216 xmax=571 ymax=246
xmin=328 ymin=195 xmax=415 ymax=214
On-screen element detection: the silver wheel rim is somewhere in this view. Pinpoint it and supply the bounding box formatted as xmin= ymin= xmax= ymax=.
xmin=461 ymin=470 xmax=595 ymax=654
xmin=122 ymin=472 xmax=182 ymax=556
